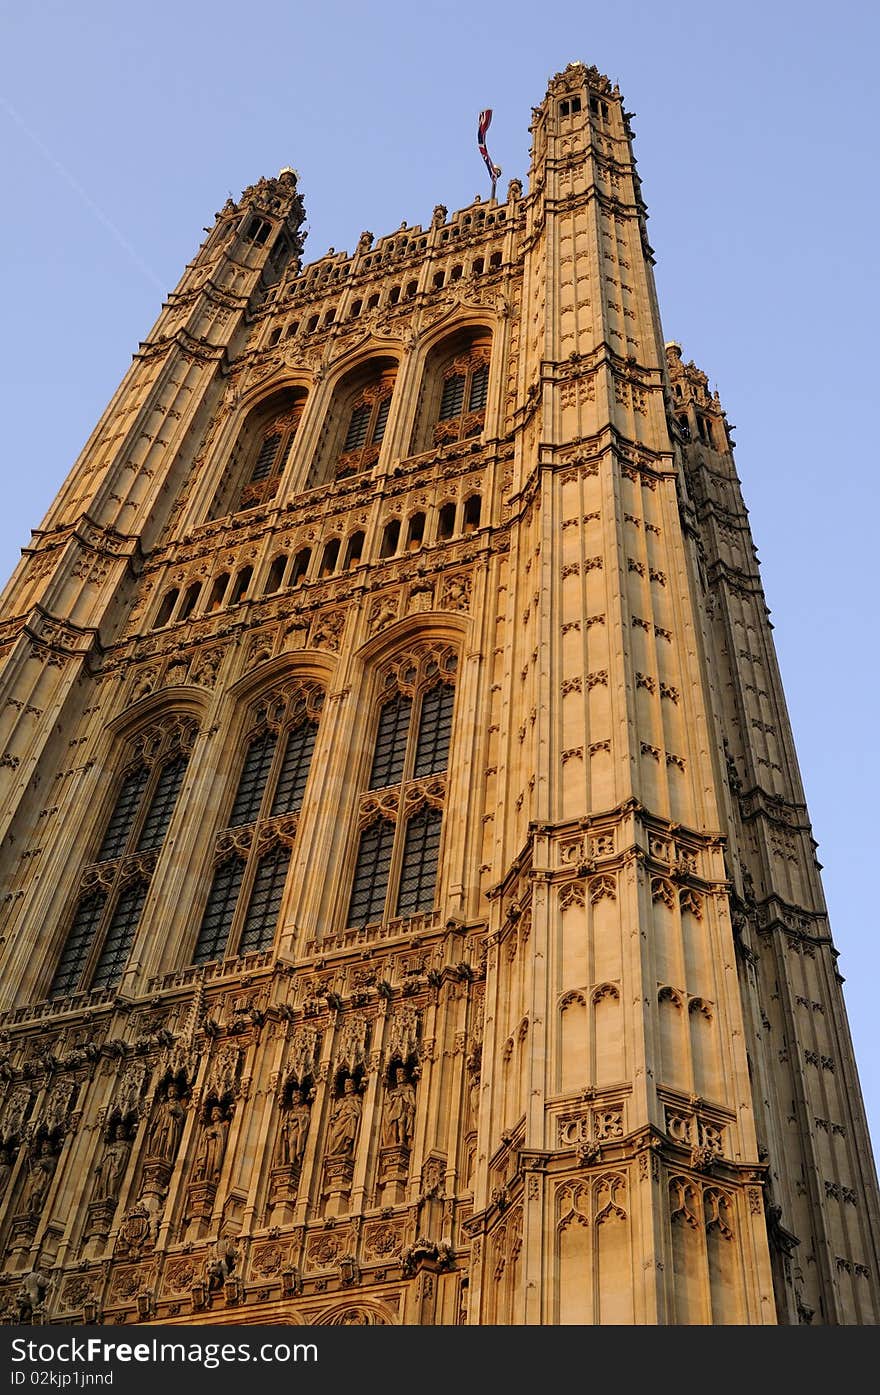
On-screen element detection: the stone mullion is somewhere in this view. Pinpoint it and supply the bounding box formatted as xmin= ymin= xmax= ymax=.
xmin=276 ymin=662 xmax=351 ymax=957
xmin=123 ymin=710 xmax=222 ymax=989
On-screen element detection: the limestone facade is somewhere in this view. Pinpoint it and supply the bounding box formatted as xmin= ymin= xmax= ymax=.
xmin=0 ymin=62 xmax=877 ymax=1326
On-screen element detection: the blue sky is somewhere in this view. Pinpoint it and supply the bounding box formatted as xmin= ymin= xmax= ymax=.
xmin=2 ymin=1 xmax=879 ymax=1161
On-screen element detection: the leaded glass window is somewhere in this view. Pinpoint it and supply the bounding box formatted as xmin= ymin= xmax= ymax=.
xmin=345 ymin=647 xmax=457 ymax=929
xmin=47 ymin=716 xmax=197 ymax=1001
xmin=191 ymin=683 xmax=324 ymax=964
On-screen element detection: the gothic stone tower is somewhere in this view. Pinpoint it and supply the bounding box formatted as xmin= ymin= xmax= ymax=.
xmin=0 ymin=62 xmax=877 ymax=1327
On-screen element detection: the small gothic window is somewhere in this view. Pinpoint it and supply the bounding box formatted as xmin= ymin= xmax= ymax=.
xmin=437 ymin=502 xmax=456 ymax=540
xmin=413 ymin=330 xmax=492 ymax=453
xmin=369 ymin=694 xmax=413 ymax=789
xmin=290 ymin=547 xmax=311 ymax=585
xmin=231 ymin=566 xmax=253 ymax=605
xmin=320 ymin=539 xmax=340 ymax=576
xmin=395 ymin=806 xmax=442 ymax=917
xmin=229 ymin=729 xmax=278 ymax=827
xmin=347 ymin=820 xmax=395 ymax=928
xmin=178 ymin=581 xmax=201 ymax=621
xmin=264 ymin=555 xmax=287 ymax=594
xmin=207 ymin=574 xmax=229 ymax=612
xmin=154 ymin=588 xmax=179 ymax=629
xmin=463 ymin=494 xmax=482 ymax=533
xmin=344 ymin=531 xmax=365 ymax=569
xmin=380 ymin=519 xmax=400 ymax=559
xmin=406 ymin=513 xmax=425 ymax=551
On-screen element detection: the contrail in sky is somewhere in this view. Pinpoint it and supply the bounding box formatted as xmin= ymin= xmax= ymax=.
xmin=0 ymin=94 xmax=166 ymax=293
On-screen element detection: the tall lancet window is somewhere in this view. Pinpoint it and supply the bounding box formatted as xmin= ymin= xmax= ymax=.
xmin=47 ymin=716 xmax=198 ymax=1000
xmin=192 ymin=680 xmax=324 ymax=964
xmin=346 ymin=645 xmax=457 ymax=929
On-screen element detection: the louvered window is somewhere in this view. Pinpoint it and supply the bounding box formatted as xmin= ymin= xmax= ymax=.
xmin=192 ymin=685 xmax=323 ymax=964
xmin=344 ymin=403 xmax=371 ymax=451
xmin=335 ymin=374 xmax=395 ymax=479
xmin=439 ymin=374 xmax=465 ymax=420
xmin=468 ymin=363 xmax=489 ymax=411
xmin=47 ymin=719 xmax=197 ymax=1001
xmin=225 ymin=402 xmax=304 ymax=515
xmin=433 ymin=344 xmax=491 ymax=446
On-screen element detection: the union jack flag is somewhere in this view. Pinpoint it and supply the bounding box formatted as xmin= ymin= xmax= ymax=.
xmin=477 ymin=108 xmax=501 ymax=182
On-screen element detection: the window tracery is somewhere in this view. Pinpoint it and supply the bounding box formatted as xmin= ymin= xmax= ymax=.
xmin=346 ymin=645 xmax=457 ymax=930
xmin=192 ymin=681 xmax=324 ymax=964
xmin=47 ymin=716 xmax=198 ymax=1000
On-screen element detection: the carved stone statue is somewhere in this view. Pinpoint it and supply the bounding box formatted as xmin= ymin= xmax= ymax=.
xmin=22 ymin=1140 xmax=57 ymax=1216
xmin=275 ymin=1088 xmax=311 ymax=1167
xmin=146 ymin=1083 xmax=186 ymax=1162
xmin=93 ymin=1122 xmax=130 ymax=1203
xmin=326 ymin=1078 xmax=362 ymax=1159
xmin=193 ymin=1105 xmax=229 ymax=1183
xmin=382 ymin=1067 xmax=416 ymax=1149
xmin=0 ymin=1143 xmax=14 ymax=1197
xmin=204 ymin=1238 xmax=237 ymax=1291
xmin=16 ymin=1266 xmax=51 ymax=1322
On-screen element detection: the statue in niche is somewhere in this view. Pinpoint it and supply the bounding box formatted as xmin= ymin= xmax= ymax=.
xmin=193 ymin=1104 xmax=229 ymax=1184
xmin=0 ymin=1143 xmax=14 ymax=1198
xmin=382 ymin=1066 xmax=416 ymax=1149
xmin=275 ymin=1087 xmax=311 ymax=1168
xmin=92 ymin=1120 xmax=130 ymax=1203
xmin=326 ymin=1077 xmax=362 ymax=1159
xmin=146 ymin=1082 xmax=186 ymax=1162
xmin=22 ymin=1139 xmax=58 ymax=1217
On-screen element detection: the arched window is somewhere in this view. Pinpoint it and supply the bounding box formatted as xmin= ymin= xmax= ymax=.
xmin=264 ymin=555 xmax=287 ymax=594
xmin=410 ymin=329 xmax=492 ymax=454
xmin=153 ymin=588 xmax=179 ymax=629
xmin=345 ymin=647 xmax=457 ymax=929
xmin=309 ymin=358 xmax=398 ymax=486
xmin=436 ymin=502 xmax=456 ymax=540
xmin=290 ymin=547 xmax=311 ymax=586
xmin=379 ymin=519 xmax=400 ymax=559
xmin=47 ymin=716 xmax=198 ymax=1000
xmin=209 ymin=388 xmax=307 ymax=519
xmin=192 ymin=681 xmax=324 ymax=964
